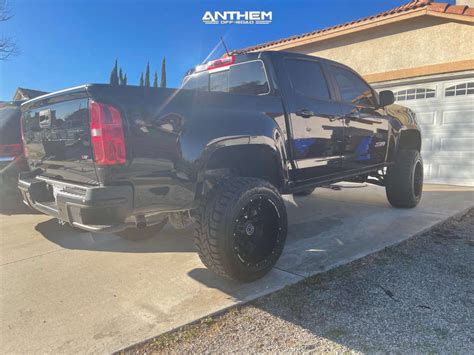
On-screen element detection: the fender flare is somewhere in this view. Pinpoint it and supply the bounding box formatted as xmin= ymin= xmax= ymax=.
xmin=395 ymin=128 xmax=422 ymax=156
xmin=195 ymin=134 xmax=289 ymax=189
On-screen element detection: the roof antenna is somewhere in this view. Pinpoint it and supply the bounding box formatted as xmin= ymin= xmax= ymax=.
xmin=220 ymin=37 xmax=231 ymax=56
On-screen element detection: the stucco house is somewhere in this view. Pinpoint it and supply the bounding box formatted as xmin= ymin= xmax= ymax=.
xmin=13 ymin=87 xmax=48 ymax=101
xmin=235 ymin=0 xmax=474 ymax=186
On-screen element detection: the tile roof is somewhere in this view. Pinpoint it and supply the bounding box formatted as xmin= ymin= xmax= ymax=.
xmin=232 ymin=0 xmax=473 ymax=54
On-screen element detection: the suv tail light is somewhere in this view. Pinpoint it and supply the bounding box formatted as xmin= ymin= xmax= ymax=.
xmin=89 ymin=101 xmax=126 ymax=165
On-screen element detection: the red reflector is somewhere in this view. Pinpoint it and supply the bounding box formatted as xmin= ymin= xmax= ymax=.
xmin=0 ymin=144 xmax=22 ymax=158
xmin=89 ymin=101 xmax=126 ymax=165
xmin=207 ymin=56 xmax=234 ymax=70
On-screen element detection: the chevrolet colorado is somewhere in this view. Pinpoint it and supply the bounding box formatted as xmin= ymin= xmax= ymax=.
xmin=19 ymin=51 xmax=423 ymax=281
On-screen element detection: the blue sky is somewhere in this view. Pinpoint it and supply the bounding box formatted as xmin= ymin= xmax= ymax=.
xmin=1 ymin=0 xmax=408 ymax=100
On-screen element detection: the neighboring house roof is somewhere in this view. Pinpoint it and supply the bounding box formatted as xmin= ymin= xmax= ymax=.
xmin=13 ymin=87 xmax=49 ymax=101
xmin=232 ymin=0 xmax=474 ymax=54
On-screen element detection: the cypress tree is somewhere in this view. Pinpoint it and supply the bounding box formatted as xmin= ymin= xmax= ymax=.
xmin=160 ymin=57 xmax=167 ymax=88
xmin=123 ymin=74 xmax=128 ymax=86
xmin=139 ymin=72 xmax=144 ymax=87
xmin=145 ymin=62 xmax=150 ymax=87
xmin=119 ymin=68 xmax=124 ymax=85
xmin=153 ymin=71 xmax=158 ymax=88
xmin=109 ymin=68 xmax=115 ymax=85
xmin=110 ymin=59 xmax=119 ymax=86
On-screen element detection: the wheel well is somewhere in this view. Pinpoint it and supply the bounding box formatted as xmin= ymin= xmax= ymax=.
xmin=204 ymin=145 xmax=283 ymax=190
xmin=399 ymin=130 xmax=421 ymax=152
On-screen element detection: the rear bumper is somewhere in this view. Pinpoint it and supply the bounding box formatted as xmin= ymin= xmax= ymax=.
xmin=18 ymin=173 xmax=134 ymax=233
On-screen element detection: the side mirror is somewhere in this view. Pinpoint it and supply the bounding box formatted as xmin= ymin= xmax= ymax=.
xmin=379 ymin=90 xmax=395 ymax=107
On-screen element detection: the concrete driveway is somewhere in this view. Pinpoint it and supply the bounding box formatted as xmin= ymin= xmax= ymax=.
xmin=1 ymin=184 xmax=472 ymax=353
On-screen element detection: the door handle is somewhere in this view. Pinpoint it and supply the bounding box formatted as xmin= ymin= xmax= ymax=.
xmin=328 ymin=115 xmax=342 ymax=122
xmin=345 ymin=111 xmax=361 ymax=120
xmin=295 ymin=109 xmax=315 ymax=118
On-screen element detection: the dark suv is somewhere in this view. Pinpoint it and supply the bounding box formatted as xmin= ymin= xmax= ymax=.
xmin=19 ymin=51 xmax=423 ymax=281
xmin=1 ymin=101 xmax=27 ymax=200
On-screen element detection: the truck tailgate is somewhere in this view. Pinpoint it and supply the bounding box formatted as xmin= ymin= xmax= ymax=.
xmin=21 ymin=90 xmax=99 ymax=185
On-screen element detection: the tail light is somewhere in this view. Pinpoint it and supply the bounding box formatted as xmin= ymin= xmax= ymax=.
xmin=194 ymin=56 xmax=235 ymax=72
xmin=0 ymin=144 xmax=23 ymax=160
xmin=20 ymin=114 xmax=28 ymax=158
xmin=207 ymin=56 xmax=234 ymax=70
xmin=89 ymin=101 xmax=126 ymax=165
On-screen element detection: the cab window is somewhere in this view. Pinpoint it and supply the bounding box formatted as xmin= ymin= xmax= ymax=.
xmin=331 ymin=65 xmax=376 ymax=107
xmin=284 ymin=58 xmax=330 ymax=100
xmin=182 ymin=60 xmax=269 ymax=95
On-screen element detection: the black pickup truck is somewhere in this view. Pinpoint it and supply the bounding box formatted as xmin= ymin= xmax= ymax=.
xmin=19 ymin=51 xmax=423 ymax=281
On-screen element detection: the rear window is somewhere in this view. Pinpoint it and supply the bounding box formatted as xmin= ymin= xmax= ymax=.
xmin=182 ymin=60 xmax=270 ymax=95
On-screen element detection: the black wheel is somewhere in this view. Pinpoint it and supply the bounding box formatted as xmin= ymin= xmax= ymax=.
xmin=293 ymin=188 xmax=315 ymax=197
xmin=117 ymin=218 xmax=168 ymax=241
xmin=194 ymin=177 xmax=287 ymax=282
xmin=385 ymin=149 xmax=423 ymax=208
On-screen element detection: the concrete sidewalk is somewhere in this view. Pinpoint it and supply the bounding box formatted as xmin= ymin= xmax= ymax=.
xmin=0 ymin=184 xmax=472 ymax=353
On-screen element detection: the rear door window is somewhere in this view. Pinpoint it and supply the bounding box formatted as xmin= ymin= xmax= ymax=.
xmin=182 ymin=60 xmax=270 ymax=95
xmin=331 ymin=65 xmax=377 ymax=107
xmin=284 ymin=58 xmax=330 ymax=99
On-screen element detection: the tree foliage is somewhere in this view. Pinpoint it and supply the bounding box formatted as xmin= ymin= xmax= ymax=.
xmin=160 ymin=57 xmax=167 ymax=88
xmin=108 ymin=58 xmax=167 ymax=87
xmin=109 ymin=59 xmax=119 ymax=85
xmin=145 ymin=62 xmax=150 ymax=87
xmin=119 ymin=68 xmax=124 ymax=85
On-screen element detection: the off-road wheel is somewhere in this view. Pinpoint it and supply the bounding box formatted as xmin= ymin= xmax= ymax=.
xmin=194 ymin=177 xmax=287 ymax=282
xmin=385 ymin=149 xmax=423 ymax=208
xmin=117 ymin=218 xmax=168 ymax=241
xmin=293 ymin=188 xmax=315 ymax=197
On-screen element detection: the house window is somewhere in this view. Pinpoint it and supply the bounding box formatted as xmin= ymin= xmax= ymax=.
xmin=445 ymin=82 xmax=474 ymax=97
xmin=394 ymin=88 xmax=435 ymax=101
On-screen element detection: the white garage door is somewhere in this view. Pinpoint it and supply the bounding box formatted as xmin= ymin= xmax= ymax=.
xmin=380 ymin=76 xmax=474 ymax=186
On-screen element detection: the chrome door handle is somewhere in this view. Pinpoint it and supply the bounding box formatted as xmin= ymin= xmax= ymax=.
xmin=296 ymin=109 xmax=315 ymax=118
xmin=328 ymin=115 xmax=343 ymax=122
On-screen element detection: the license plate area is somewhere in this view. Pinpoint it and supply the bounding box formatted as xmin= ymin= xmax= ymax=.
xmin=40 ymin=178 xmax=87 ymax=202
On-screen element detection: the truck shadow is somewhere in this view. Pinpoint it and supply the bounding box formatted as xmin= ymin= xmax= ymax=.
xmin=32 ymin=197 xmax=342 ymax=255
xmin=34 ymin=218 xmax=195 ymax=253
xmin=30 ymin=189 xmax=339 ymax=255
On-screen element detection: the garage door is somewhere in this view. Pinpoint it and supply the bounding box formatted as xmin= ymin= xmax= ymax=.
xmin=381 ymin=77 xmax=474 ymax=186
